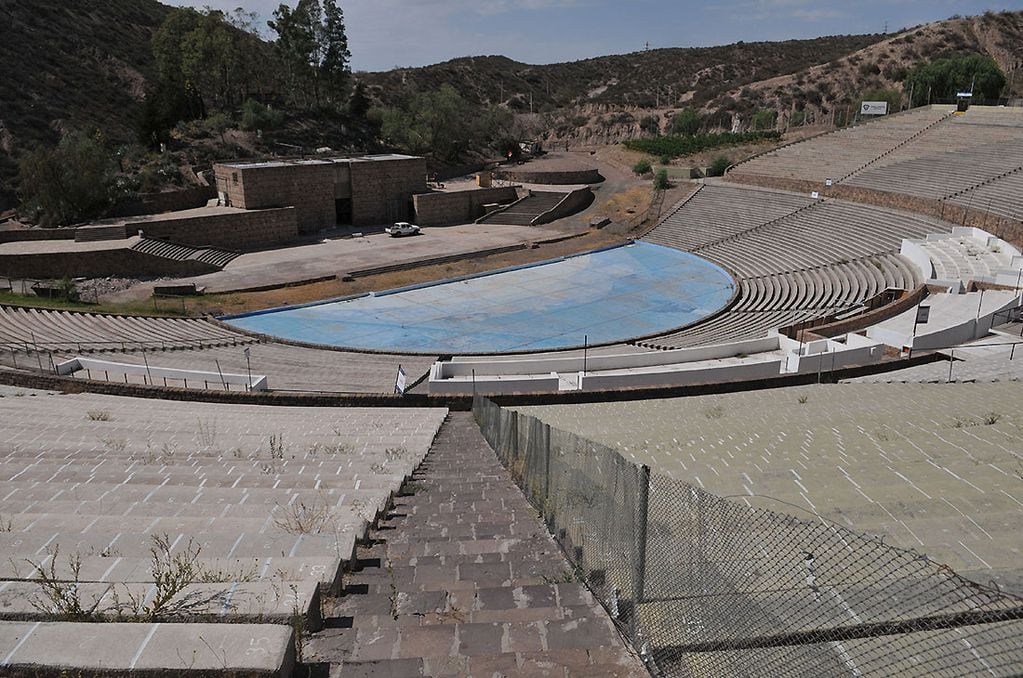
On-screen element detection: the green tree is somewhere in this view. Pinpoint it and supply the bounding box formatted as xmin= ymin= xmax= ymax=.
xmin=376 ymin=85 xmax=512 ymax=161
xmin=653 ymin=168 xmax=670 ymax=190
xmin=348 ymin=81 xmax=371 ymax=117
xmin=18 ymin=132 xmax=117 ymax=227
xmin=320 ymin=0 xmax=352 ymax=106
xmin=671 ymin=108 xmax=701 ymax=136
xmin=632 ymin=159 xmax=652 ymax=175
xmin=751 ymin=109 xmax=778 ymax=131
xmin=904 ymin=55 xmax=1006 ymax=106
xmin=269 ymin=0 xmax=351 ymax=110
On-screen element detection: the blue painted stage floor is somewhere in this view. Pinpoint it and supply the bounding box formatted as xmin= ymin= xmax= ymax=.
xmin=224 ymin=242 xmax=735 ymax=353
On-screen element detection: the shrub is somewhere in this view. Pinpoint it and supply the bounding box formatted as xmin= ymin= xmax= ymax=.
xmin=240 ymin=98 xmax=285 ymax=131
xmin=632 ymin=159 xmax=652 ymax=175
xmin=653 ymin=168 xmax=670 ymax=190
xmin=671 ymin=108 xmax=701 ymax=136
xmin=707 ymin=156 xmax=730 ymax=177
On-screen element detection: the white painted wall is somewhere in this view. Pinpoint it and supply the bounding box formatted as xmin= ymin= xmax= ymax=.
xmin=56 ymin=357 xmax=268 ymax=390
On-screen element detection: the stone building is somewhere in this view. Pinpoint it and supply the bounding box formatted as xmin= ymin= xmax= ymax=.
xmin=214 ymin=154 xmax=427 ymax=233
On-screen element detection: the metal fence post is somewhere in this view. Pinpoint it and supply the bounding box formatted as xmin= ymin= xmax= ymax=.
xmin=632 ymin=464 xmax=651 ymax=638
xmin=544 ymin=423 xmax=552 ymax=510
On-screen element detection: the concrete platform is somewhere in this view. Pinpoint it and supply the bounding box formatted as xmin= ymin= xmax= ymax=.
xmin=0 ymin=621 xmax=295 ymax=676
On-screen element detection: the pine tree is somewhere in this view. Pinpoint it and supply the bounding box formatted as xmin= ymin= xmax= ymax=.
xmin=320 ymin=0 xmax=352 ymax=107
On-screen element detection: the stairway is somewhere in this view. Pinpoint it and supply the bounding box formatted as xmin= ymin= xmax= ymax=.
xmin=306 ymin=412 xmax=647 ymax=677
xmin=478 ymin=192 xmax=566 ymax=226
xmin=130 ymin=237 xmax=241 ymax=269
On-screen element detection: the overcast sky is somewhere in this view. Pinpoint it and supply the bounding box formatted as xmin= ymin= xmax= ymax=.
xmin=167 ymin=1 xmax=1022 ymax=72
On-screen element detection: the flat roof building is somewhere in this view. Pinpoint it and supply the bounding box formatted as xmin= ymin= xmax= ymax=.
xmin=214 ymin=154 xmax=427 ymax=233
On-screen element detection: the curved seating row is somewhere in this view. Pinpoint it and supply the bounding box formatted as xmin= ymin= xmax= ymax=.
xmin=0 ymin=305 xmax=254 ymax=352
xmin=729 ymin=106 xmax=953 ymax=183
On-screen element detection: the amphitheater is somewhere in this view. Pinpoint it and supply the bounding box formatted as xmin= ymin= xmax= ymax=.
xmin=1 ymin=104 xmax=1022 ymax=677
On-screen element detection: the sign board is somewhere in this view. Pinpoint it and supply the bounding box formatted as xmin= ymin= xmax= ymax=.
xmin=394 ymin=366 xmax=407 ymax=395
xmin=915 ymin=306 xmax=931 ymax=325
xmin=956 ymin=92 xmax=973 ymax=98
xmin=861 ymin=101 xmax=889 ymax=116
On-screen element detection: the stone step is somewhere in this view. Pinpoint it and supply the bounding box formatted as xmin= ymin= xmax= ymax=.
xmin=327 ymin=649 xmax=645 ymax=678
xmin=0 ymin=620 xmax=295 ymax=676
xmin=307 ymin=413 xmax=645 ymax=676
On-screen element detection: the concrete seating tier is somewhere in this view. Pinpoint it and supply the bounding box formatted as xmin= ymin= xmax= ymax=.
xmin=514 ymin=382 xmax=1023 ymax=590
xmin=0 ymin=305 xmax=255 ymax=353
xmin=847 ymin=114 xmax=1023 ymax=175
xmin=918 ymin=234 xmax=1015 ymax=283
xmin=693 ymin=201 xmax=935 ymax=279
xmin=636 ymin=187 xmax=931 ymax=349
xmin=0 ymin=391 xmax=447 ymax=675
xmin=844 ymin=138 xmax=1023 ymax=200
xmin=734 ymin=254 xmax=917 ymax=313
xmin=637 ymin=308 xmax=823 ymax=349
xmin=729 ymin=106 xmax=954 ymax=183
xmin=644 ymin=184 xmax=815 ymax=252
xmin=476 ymin=191 xmax=565 ymax=225
xmin=949 ymin=170 xmax=1023 ymax=222
xmin=45 ymin=342 xmax=439 ymax=394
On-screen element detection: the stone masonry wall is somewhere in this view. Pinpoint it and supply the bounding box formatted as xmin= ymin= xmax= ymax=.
xmin=128 ymin=207 xmax=298 ymax=249
xmin=215 ymin=163 xmax=335 ymax=234
xmin=493 ymin=168 xmax=603 ymax=185
xmin=0 ymin=248 xmax=218 ymax=279
xmin=351 ymin=158 xmax=428 ymax=226
xmin=413 ymin=187 xmax=518 ymax=226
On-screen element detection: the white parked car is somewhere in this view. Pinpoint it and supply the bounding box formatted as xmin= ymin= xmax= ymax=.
xmin=385 ymin=222 xmax=422 ymax=237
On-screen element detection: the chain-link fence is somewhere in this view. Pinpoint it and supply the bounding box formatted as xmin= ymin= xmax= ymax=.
xmin=474 ymin=396 xmax=1023 ymax=677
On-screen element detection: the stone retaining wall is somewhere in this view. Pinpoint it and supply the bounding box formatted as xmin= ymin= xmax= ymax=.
xmin=0 ymin=247 xmax=219 ymax=279
xmin=494 ymin=167 xmax=604 ymax=185
xmin=129 ymin=207 xmax=298 ymax=250
xmin=413 ymin=187 xmax=519 ymax=226
xmin=0 ymin=229 xmax=76 ymax=244
xmin=533 ymin=187 xmax=593 ymax=225
xmin=108 ymin=186 xmax=217 ymax=218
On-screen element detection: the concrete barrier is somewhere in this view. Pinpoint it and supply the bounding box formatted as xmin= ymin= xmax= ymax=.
xmin=56 ymin=356 xmax=269 ymax=391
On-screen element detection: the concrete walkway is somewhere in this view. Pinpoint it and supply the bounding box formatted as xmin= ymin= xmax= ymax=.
xmin=307 ymin=413 xmax=647 ymax=677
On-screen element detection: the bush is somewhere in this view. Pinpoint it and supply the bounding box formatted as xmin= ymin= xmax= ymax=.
xmin=632 ymin=159 xmax=652 ymax=175
xmin=653 ymin=168 xmax=670 ymax=190
xmin=240 ymin=99 xmax=285 ymax=131
xmin=659 ymin=155 xmax=672 ymax=166
xmin=708 ymin=156 xmax=730 ymax=177
xmin=671 ymin=108 xmax=701 ymax=136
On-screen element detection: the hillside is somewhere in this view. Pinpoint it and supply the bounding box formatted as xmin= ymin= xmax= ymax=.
xmin=0 ymin=0 xmax=173 ymax=209
xmin=720 ymin=11 xmax=1023 ymax=127
xmin=2 ymin=3 xmax=1021 ymax=215
xmin=360 ymin=35 xmax=887 ymax=113
xmin=360 ymin=11 xmax=1023 ymax=146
